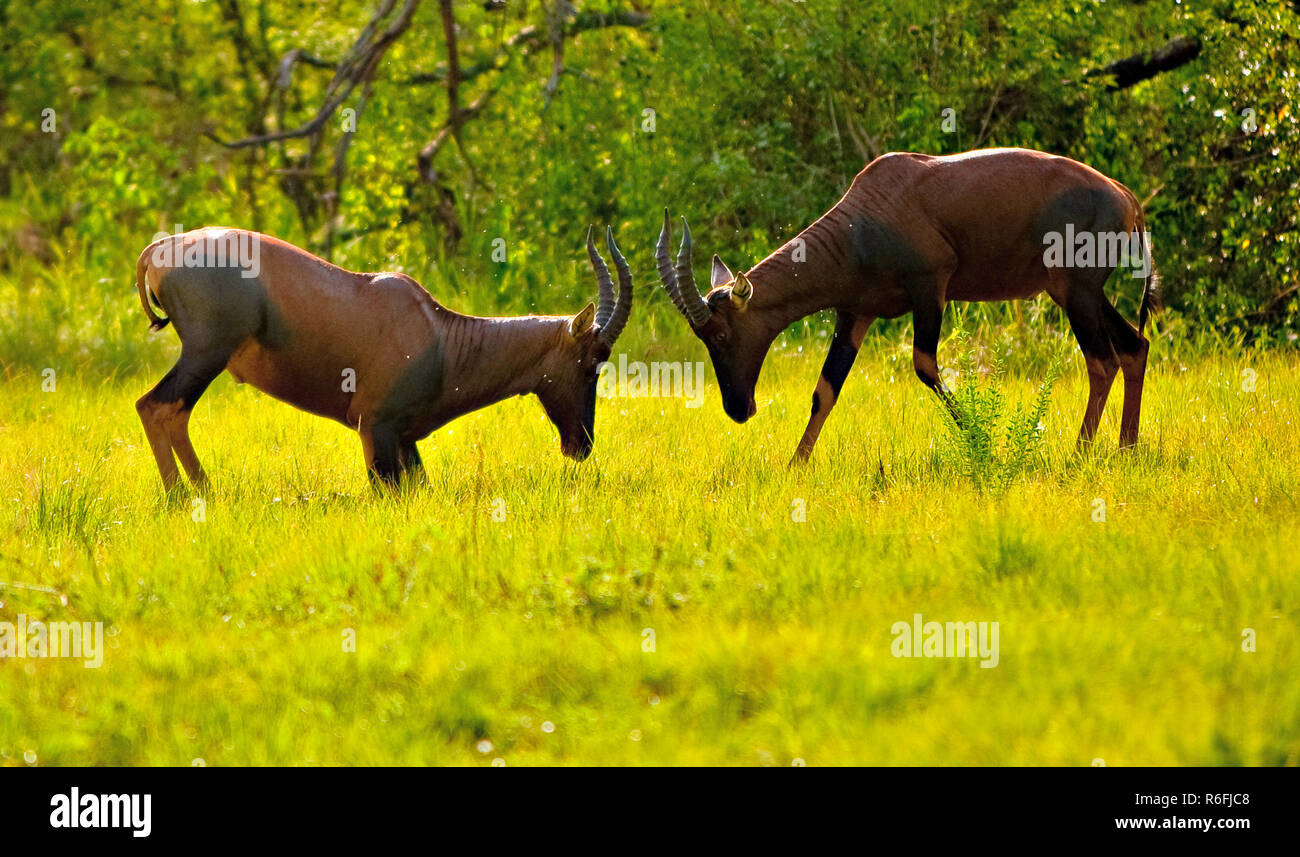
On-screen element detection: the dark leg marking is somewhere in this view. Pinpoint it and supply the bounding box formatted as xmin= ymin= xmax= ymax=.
xmin=398 ymin=440 xmax=427 ymax=484
xmin=911 ymin=301 xmax=945 ymax=393
xmin=373 ymin=434 xmax=402 ymax=486
xmin=791 ymin=311 xmax=873 ymax=464
xmin=137 ymin=346 xmax=231 ymax=490
xmin=910 ymin=297 xmax=967 ymax=428
xmin=365 ymin=423 xmax=403 ymax=487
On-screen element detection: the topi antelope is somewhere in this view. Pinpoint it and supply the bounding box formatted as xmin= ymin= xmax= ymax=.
xmin=658 ymin=147 xmax=1162 ymax=463
xmin=134 ymin=226 xmax=632 ymax=489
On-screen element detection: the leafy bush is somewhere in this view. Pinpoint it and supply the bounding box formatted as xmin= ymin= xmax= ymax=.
xmin=934 ymin=330 xmax=1065 ymax=493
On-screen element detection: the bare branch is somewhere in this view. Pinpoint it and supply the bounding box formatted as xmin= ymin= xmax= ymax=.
xmin=543 ymin=1 xmax=574 ymax=105
xmin=209 ymin=0 xmax=420 ymax=149
xmin=440 ymin=0 xmax=463 ymax=131
xmin=1088 ymin=35 xmax=1202 ymax=91
xmin=418 ymin=89 xmax=496 ymax=182
xmin=276 ymin=49 xmax=334 ymax=90
xmin=403 ymin=7 xmax=648 ymax=86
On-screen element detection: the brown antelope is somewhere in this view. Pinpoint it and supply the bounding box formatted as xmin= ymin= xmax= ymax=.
xmin=134 ymin=226 xmax=632 ymax=489
xmin=657 ymin=147 xmax=1161 ymax=463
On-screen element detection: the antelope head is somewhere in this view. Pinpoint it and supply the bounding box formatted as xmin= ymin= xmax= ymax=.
xmin=656 ymin=210 xmax=766 ymax=423
xmin=537 ymin=226 xmax=633 ymax=460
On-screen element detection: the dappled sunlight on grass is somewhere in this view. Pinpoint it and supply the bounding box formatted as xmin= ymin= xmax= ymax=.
xmin=0 ymin=342 xmax=1297 ymax=764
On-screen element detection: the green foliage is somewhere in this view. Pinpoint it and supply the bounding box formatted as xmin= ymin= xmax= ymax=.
xmin=935 ymin=330 xmax=1066 ymax=493
xmin=1 ymin=0 xmax=1297 ymax=373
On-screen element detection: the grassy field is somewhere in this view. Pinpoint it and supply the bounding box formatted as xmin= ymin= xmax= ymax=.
xmin=1 ymin=323 xmax=1297 ymax=766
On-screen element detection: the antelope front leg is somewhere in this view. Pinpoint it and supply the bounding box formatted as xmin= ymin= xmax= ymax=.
xmin=790 ymin=311 xmax=873 ymax=464
xmin=398 ymin=440 xmax=427 ymax=485
xmin=360 ymin=422 xmax=403 ymax=488
xmin=912 ymin=302 xmax=978 ymax=433
xmin=910 ymin=300 xmax=964 ymax=421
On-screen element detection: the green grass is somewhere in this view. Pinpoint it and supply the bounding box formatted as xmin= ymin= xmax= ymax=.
xmin=1 ymin=329 xmax=1297 ymax=766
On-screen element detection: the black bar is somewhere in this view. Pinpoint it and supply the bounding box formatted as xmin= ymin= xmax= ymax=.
xmin=1 ymin=767 xmax=1283 ymax=845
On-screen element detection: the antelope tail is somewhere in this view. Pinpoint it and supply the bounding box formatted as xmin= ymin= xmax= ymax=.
xmin=1134 ymin=206 xmax=1162 ymax=336
xmin=135 ymin=241 xmax=170 ymax=332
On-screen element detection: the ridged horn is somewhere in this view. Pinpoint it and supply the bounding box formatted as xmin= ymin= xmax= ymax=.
xmin=657 ymin=209 xmax=711 ymax=328
xmin=675 ymin=217 xmax=710 ymax=327
xmin=599 ymin=226 xmax=633 ymax=346
xmin=587 ymin=225 xmax=616 ymax=329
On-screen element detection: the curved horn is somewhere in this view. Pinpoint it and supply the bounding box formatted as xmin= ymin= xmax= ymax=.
xmin=656 ymin=209 xmax=686 ymax=314
xmin=587 ymin=225 xmax=616 ymax=329
xmin=676 ymin=217 xmax=711 ymax=327
xmin=599 ymin=226 xmax=633 ymax=345
xmin=656 ymin=209 xmax=711 ymax=328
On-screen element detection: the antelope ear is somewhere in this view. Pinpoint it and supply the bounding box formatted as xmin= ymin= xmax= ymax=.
xmin=711 ymin=254 xmax=734 ymax=288
xmin=569 ymin=302 xmax=596 ymax=337
xmin=730 ymin=271 xmax=753 ymax=308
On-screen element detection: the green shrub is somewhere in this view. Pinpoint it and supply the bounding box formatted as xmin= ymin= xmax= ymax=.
xmin=935 ymin=330 xmax=1065 ymax=493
